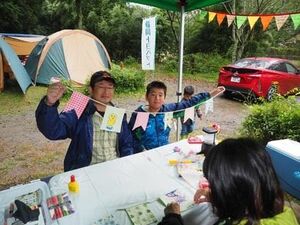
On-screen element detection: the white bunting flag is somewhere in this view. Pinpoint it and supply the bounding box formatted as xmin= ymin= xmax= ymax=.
xmin=100 ymin=106 xmax=125 ymax=133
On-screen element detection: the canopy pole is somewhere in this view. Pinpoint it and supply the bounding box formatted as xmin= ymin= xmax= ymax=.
xmin=176 ymin=4 xmax=185 ymax=141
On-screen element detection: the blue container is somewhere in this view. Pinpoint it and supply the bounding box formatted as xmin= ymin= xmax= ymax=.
xmin=266 ymin=139 xmax=300 ymax=200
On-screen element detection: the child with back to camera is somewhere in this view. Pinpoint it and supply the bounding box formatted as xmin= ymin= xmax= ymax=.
xmin=158 ymin=137 xmax=298 ymax=225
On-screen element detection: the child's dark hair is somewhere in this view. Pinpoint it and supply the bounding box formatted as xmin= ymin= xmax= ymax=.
xmin=203 ymin=137 xmax=284 ymax=225
xmin=146 ymin=81 xmax=167 ymax=97
xmin=183 ymin=86 xmax=194 ymax=96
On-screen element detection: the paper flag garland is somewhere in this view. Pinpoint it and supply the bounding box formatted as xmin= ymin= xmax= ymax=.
xmin=100 ymin=106 xmax=125 ymax=133
xmin=164 ymin=112 xmax=174 ymax=130
xmin=226 ymin=15 xmax=235 ymax=27
xmin=261 ymin=15 xmax=273 ymax=31
xmin=132 ymin=112 xmax=150 ymax=131
xmin=208 ymin=12 xmax=216 ymax=23
xmin=291 ymin=14 xmax=300 ymax=29
xmin=236 ymin=15 xmax=247 ymax=29
xmin=248 ymin=16 xmax=259 ymax=30
xmin=183 ymin=107 xmax=195 ymax=123
xmin=205 ymin=98 xmax=214 ymax=115
xmin=63 ymin=91 xmax=89 ymax=119
xmin=217 ymin=13 xmax=226 ymax=25
xmin=275 ymin=15 xmax=289 ymax=30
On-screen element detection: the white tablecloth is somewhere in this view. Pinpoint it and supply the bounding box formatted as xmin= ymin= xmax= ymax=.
xmin=48 ymin=139 xmax=218 ymax=225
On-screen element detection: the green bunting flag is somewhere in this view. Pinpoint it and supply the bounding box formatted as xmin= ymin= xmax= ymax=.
xmin=236 ymin=16 xmax=247 ymax=29
xmin=291 ymin=14 xmax=300 ymax=29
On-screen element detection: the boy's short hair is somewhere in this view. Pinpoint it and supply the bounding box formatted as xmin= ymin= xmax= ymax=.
xmin=90 ymin=71 xmax=116 ymax=88
xmin=183 ymin=86 xmax=194 ymax=96
xmin=146 ymin=81 xmax=167 ymax=97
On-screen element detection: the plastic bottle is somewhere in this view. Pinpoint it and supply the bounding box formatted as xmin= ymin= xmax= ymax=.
xmin=68 ymin=175 xmax=80 ymax=193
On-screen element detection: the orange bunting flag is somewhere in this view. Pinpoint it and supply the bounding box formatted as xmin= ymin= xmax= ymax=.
xmin=248 ymin=16 xmax=259 ymax=30
xmin=132 ymin=112 xmax=149 ymax=131
xmin=261 ymin=16 xmax=273 ymax=31
xmin=275 ymin=15 xmax=289 ymax=30
xmin=208 ymin=12 xmax=216 ymax=23
xmin=217 ymin=13 xmax=226 ymax=25
xmin=226 ymin=15 xmax=235 ymax=27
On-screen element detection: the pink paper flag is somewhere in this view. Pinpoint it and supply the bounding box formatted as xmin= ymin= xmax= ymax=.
xmin=184 ymin=107 xmax=195 ymax=123
xmin=132 ymin=112 xmax=149 ymax=131
xmin=275 ymin=15 xmax=289 ymax=31
xmin=226 ymin=15 xmax=235 ymax=27
xmin=63 ymin=91 xmax=90 ymax=119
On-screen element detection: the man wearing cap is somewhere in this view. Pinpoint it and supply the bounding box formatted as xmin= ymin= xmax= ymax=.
xmin=36 ymin=71 xmax=134 ymax=171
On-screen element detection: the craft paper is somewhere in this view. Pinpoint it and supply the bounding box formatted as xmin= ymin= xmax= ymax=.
xmin=63 ymin=91 xmax=89 ymax=119
xmin=199 ymin=10 xmax=207 ymax=20
xmin=261 ymin=16 xmax=273 ymax=31
xmin=164 ymin=112 xmax=173 ymax=130
xmin=226 ymin=15 xmax=235 ymax=27
xmin=205 ymin=98 xmax=214 ymax=115
xmin=160 ymin=189 xmax=194 ymax=212
xmin=183 ymin=107 xmax=195 ymax=123
xmin=248 ymin=16 xmax=259 ymax=30
xmin=217 ymin=13 xmax=226 ymax=25
xmin=125 ymin=203 xmax=157 ymax=225
xmin=100 ymin=106 xmax=125 ymax=133
xmin=132 ymin=112 xmax=149 ymax=131
xmin=142 ymin=16 xmax=156 ymax=70
xmin=275 ymin=15 xmax=289 ymax=30
xmin=208 ymin=12 xmax=216 ymax=23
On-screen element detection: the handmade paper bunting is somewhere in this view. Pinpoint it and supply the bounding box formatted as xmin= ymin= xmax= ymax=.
xmin=236 ymin=16 xmax=247 ymax=29
xmin=132 ymin=112 xmax=149 ymax=131
xmin=63 ymin=91 xmax=89 ymax=119
xmin=291 ymin=14 xmax=300 ymax=29
xmin=248 ymin=16 xmax=259 ymax=30
xmin=208 ymin=12 xmax=216 ymax=23
xmin=205 ymin=98 xmax=214 ymax=115
xmin=199 ymin=10 xmax=208 ymax=20
xmin=261 ymin=16 xmax=273 ymax=31
xmin=226 ymin=15 xmax=235 ymax=27
xmin=100 ymin=106 xmax=125 ymax=133
xmin=275 ymin=15 xmax=289 ymax=30
xmin=217 ymin=13 xmax=226 ymax=25
xmin=183 ymin=107 xmax=195 ymax=123
xmin=164 ymin=112 xmax=174 ymax=130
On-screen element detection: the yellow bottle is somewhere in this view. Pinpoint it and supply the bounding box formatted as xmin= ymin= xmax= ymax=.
xmin=68 ymin=175 xmax=80 ymax=193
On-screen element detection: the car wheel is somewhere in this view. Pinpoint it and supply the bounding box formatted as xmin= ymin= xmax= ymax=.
xmin=223 ymin=90 xmax=232 ymax=98
xmin=245 ymin=91 xmax=257 ymax=104
xmin=266 ymin=84 xmax=278 ymax=101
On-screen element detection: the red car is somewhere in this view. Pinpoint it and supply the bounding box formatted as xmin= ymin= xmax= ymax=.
xmin=218 ymin=57 xmax=300 ymax=100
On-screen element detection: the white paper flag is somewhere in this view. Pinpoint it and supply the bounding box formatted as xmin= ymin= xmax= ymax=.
xmin=164 ymin=112 xmax=174 ymax=130
xmin=100 ymin=106 xmax=126 ymax=133
xmin=205 ymin=98 xmax=214 ymax=115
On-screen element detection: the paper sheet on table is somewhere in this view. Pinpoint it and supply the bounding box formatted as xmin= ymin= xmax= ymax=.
xmin=159 ymin=189 xmax=194 ymax=212
xmin=177 ymin=162 xmax=203 ymax=189
xmin=125 ymin=203 xmax=157 ymax=225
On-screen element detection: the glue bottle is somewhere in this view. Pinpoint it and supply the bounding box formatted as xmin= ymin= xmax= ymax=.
xmin=68 ymin=175 xmax=80 ymax=193
xmin=68 ymin=175 xmax=80 ymax=223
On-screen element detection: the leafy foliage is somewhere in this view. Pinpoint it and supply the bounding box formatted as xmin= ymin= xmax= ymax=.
xmin=239 ymin=96 xmax=300 ymax=144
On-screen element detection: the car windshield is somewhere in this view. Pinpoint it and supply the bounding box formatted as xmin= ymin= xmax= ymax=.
xmin=234 ymin=59 xmax=273 ymax=69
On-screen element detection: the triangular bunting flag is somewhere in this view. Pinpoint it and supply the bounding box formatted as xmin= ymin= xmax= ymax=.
xmin=208 ymin=12 xmax=216 ymax=23
xmin=199 ymin=10 xmax=207 ymax=20
xmin=205 ymin=98 xmax=214 ymax=115
xmin=260 ymin=15 xmax=273 ymax=31
xmin=164 ymin=112 xmax=173 ymax=130
xmin=100 ymin=106 xmax=126 ymax=133
xmin=291 ymin=14 xmax=300 ymax=29
xmin=236 ymin=16 xmax=247 ymax=29
xmin=275 ymin=15 xmax=289 ymax=31
xmin=184 ymin=107 xmax=195 ymax=123
xmin=217 ymin=13 xmax=226 ymax=26
xmin=226 ymin=15 xmax=235 ymax=27
xmin=248 ymin=16 xmax=259 ymax=30
xmin=132 ymin=112 xmax=149 ymax=131
xmin=63 ymin=91 xmax=89 ymax=119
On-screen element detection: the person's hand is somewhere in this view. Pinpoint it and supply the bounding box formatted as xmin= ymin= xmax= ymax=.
xmin=164 ymin=202 xmax=180 ymax=215
xmin=45 ymin=82 xmax=66 ymax=106
xmin=194 ymin=187 xmax=211 ymax=204
xmin=209 ymin=86 xmax=225 ymax=97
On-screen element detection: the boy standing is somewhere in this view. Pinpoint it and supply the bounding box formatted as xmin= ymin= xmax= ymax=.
xmin=129 ymin=81 xmax=223 ymax=153
xmin=180 ymin=86 xmax=202 ymax=139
